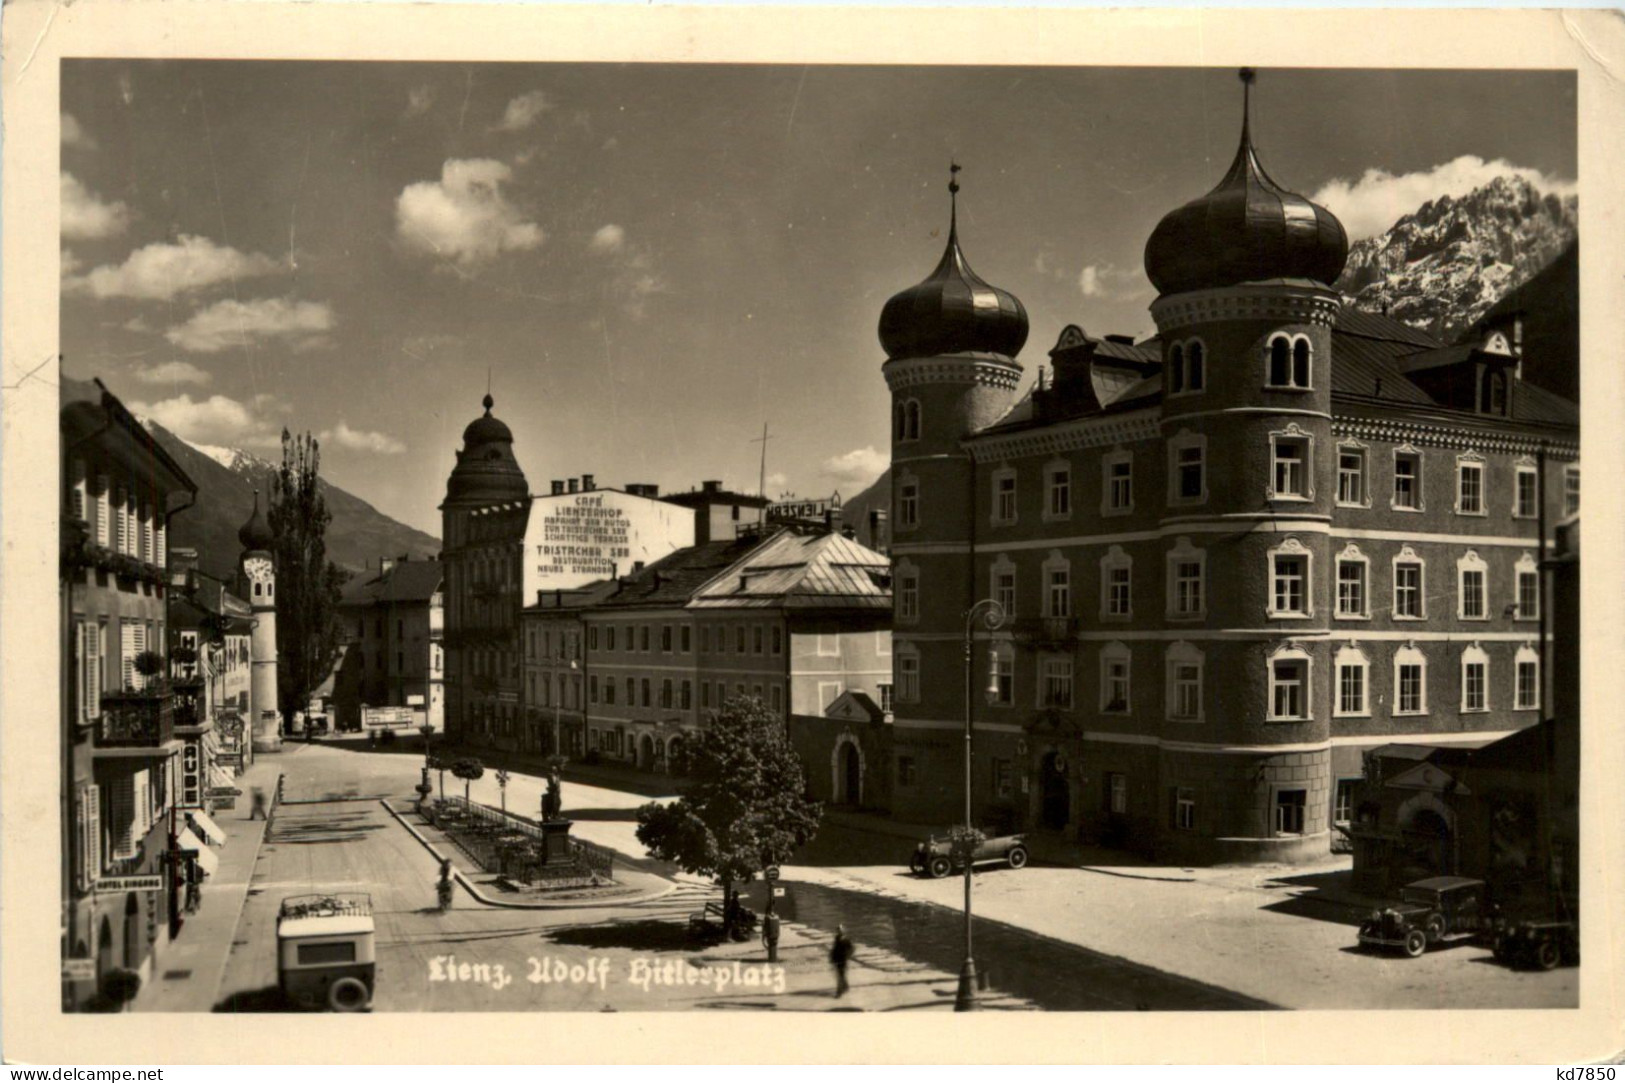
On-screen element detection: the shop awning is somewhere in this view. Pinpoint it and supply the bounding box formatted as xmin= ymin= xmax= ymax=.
xmin=187 ymin=810 xmax=227 ymax=846
xmin=210 ymin=763 xmax=237 ymax=789
xmin=179 ymin=828 xmax=219 ymax=876
xmin=202 ymin=727 xmax=222 ymax=755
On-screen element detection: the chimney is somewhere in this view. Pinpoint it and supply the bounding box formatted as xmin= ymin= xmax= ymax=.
xmin=582 ymin=474 xmax=595 ymax=491
xmin=702 ymin=479 xmax=722 ymax=494
xmin=841 ymin=525 xmax=857 ymax=540
xmin=169 ymin=547 xmax=200 ymax=590
xmin=868 ymin=509 xmax=889 ymax=555
xmin=568 ymin=478 xmax=580 ymax=494
xmin=381 ymin=556 xmax=396 ymax=575
xmin=551 ymin=480 xmax=565 ymax=496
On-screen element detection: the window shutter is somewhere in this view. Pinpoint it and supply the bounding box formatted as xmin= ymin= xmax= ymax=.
xmin=142 ymin=504 xmax=154 ymax=564
xmin=155 ymin=520 xmax=166 ymax=569
xmin=121 ymin=620 xmax=136 ymax=690
xmin=111 ymin=775 xmax=137 ymax=859
xmin=95 ymin=476 xmax=111 ymax=547
xmin=134 ymin=770 xmax=151 ymax=841
xmin=127 ymin=490 xmax=139 ymax=555
xmin=70 ymin=458 xmax=87 ymax=520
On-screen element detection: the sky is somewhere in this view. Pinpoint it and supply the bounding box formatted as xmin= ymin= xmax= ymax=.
xmin=60 ymin=63 xmax=1576 ymax=536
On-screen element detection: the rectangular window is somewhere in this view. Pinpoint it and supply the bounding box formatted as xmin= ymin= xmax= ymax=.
xmin=1270 ymin=659 xmax=1307 ymax=719
xmin=753 ymin=625 xmax=765 ymax=654
xmin=1174 ymin=788 xmax=1196 ymax=831
xmin=1106 ymin=566 xmax=1131 ymax=617
xmin=766 ymin=684 xmax=779 ymax=714
xmin=1046 ymin=568 xmax=1071 ymax=619
xmin=1516 ymin=660 xmax=1539 ymax=710
xmin=603 ymin=679 xmax=615 ymax=705
xmin=1272 ymin=439 xmax=1307 ymax=498
xmin=606 ymin=626 xmax=616 ymax=651
xmin=641 ymin=678 xmax=652 ymax=707
xmin=897 ymin=756 xmax=917 ymax=787
xmin=1274 ymin=789 xmax=1308 ymax=835
xmin=1515 ymin=468 xmax=1538 ymax=518
xmin=1338 ymin=662 xmax=1366 ymax=715
xmin=1107 ymin=773 xmax=1128 ymax=815
xmin=1564 ymin=467 xmax=1580 ymax=517
xmin=898 ymin=655 xmax=920 ymax=702
xmin=1272 ymin=555 xmax=1307 ymax=616
xmin=1047 ymin=466 xmax=1071 ymax=518
xmin=681 ymin=625 xmax=691 ymax=653
xmin=1173 ymin=559 xmax=1203 ymax=616
xmin=1394 ymin=452 xmax=1421 ymax=510
xmin=1461 ymin=569 xmax=1486 ymax=619
xmin=1395 ymin=562 xmax=1423 ymax=618
xmin=1458 ymin=461 xmax=1485 ymax=514
xmin=662 ymin=625 xmax=673 ymax=652
xmin=1337 ymin=561 xmax=1367 ymax=618
xmin=735 ymin=626 xmax=746 ymax=654
xmin=640 ymin=626 xmax=651 ymax=652
xmin=1334 ymin=779 xmax=1359 ymax=826
xmin=588 ymin=626 xmax=599 ymax=651
xmin=994 ymin=570 xmax=1016 ymax=617
xmin=1463 ymin=661 xmax=1487 ymax=711
xmin=699 ymin=625 xmax=710 ymax=653
xmin=898 ymin=481 xmax=919 ymax=528
xmin=623 ymin=677 xmax=633 ymax=705
xmin=1042 ymin=658 xmax=1073 ymax=709
xmin=877 ymin=682 xmax=894 ymax=712
xmin=993 ymin=653 xmax=1013 ymax=705
xmin=992 ymin=759 xmax=1013 ymax=799
xmin=995 ymin=474 xmax=1017 ymax=523
xmin=1107 ymin=458 xmax=1132 ymax=512
xmin=1172 ymin=663 xmax=1201 ymax=720
xmin=700 ymin=681 xmax=710 ymax=709
xmin=1175 ymin=445 xmax=1204 ymax=502
xmin=1517 ymin=570 xmax=1539 ymax=620
xmin=771 ymin=625 xmax=783 ymax=654
xmin=661 ymin=679 xmax=673 ymax=709
xmin=1102 ymin=657 xmax=1130 ymax=713
xmin=1338 ymin=449 xmax=1366 ymax=506
xmin=1397 ymin=663 xmax=1424 ymax=714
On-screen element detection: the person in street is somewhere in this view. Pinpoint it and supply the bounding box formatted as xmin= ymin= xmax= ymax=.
xmin=436 ymin=857 xmax=455 ymax=912
xmin=249 ymin=788 xmax=267 ymax=820
xmin=830 ymin=924 xmax=854 ymax=998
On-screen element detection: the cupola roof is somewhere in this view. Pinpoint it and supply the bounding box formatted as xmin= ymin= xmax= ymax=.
xmin=238 ymin=489 xmax=274 ymax=552
xmin=879 ymin=165 xmax=1029 ymax=362
xmin=445 ymin=393 xmax=529 ymax=505
xmin=1144 ymin=69 xmax=1349 ymax=297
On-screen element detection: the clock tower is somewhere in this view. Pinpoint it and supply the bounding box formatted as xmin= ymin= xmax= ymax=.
xmin=239 ymin=490 xmax=282 ymax=753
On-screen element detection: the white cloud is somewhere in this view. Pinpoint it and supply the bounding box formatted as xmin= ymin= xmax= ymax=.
xmin=404 ymin=84 xmax=435 ymax=118
xmin=164 ymin=297 xmax=335 ymax=354
xmin=494 ymin=90 xmax=553 ymax=132
xmin=1311 ymin=156 xmax=1579 ymax=242
xmin=764 ymin=472 xmax=790 ymax=495
xmin=395 ymin=158 xmax=543 ymax=270
xmin=66 ymin=234 xmax=283 ymax=301
xmin=127 ymin=392 xmax=284 ymax=449
xmin=319 ymin=421 xmax=406 ymax=455
xmin=134 ymin=360 xmax=211 ymax=386
xmin=61 ymin=173 xmax=130 ymax=240
xmin=1079 ymin=262 xmax=1149 ymax=300
xmin=61 ymin=113 xmax=97 ymax=150
xmin=589 ymin=224 xmax=625 ymax=254
xmin=820 ymin=445 xmax=888 ymax=490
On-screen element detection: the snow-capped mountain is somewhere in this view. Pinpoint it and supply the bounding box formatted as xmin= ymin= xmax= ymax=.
xmin=183 ymin=440 xmax=279 ymax=479
xmin=1336 ymin=174 xmax=1577 ymax=344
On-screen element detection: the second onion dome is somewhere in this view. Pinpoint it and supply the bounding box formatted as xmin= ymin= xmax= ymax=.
xmin=879 ymin=165 xmax=1029 ymax=362
xmin=1144 ymin=69 xmax=1349 ymax=297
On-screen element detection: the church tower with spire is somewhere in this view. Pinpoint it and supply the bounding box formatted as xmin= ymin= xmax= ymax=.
xmin=238 ymin=489 xmax=282 ymax=753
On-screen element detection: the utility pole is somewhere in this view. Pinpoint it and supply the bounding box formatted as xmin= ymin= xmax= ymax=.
xmin=751 ymin=423 xmax=772 ymax=499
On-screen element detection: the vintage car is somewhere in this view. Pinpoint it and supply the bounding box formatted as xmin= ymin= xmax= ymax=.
xmin=277 ymin=893 xmax=376 ymax=1011
xmin=1491 ymin=915 xmax=1579 ymax=970
xmin=1357 ymin=876 xmax=1489 ymax=958
xmin=909 ymin=830 xmax=1029 ymax=878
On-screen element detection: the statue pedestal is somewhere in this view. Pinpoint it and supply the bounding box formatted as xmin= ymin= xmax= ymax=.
xmin=251 ymin=709 xmax=283 ymax=753
xmin=539 ymin=819 xmax=574 ymax=864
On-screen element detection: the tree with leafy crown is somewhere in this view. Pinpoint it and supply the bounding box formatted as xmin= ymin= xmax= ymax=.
xmin=267 ymin=429 xmax=348 ymax=735
xmin=635 ymin=697 xmax=822 ymax=937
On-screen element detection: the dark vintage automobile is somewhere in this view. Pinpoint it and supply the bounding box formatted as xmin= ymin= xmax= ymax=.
xmin=1491 ymin=915 xmax=1579 ymax=970
xmin=909 ymin=830 xmax=1028 ymax=878
xmin=1357 ymin=876 xmax=1489 ymax=958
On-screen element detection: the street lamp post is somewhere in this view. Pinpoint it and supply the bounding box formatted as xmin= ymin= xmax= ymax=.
xmin=957 ymin=598 xmax=1007 ymax=1012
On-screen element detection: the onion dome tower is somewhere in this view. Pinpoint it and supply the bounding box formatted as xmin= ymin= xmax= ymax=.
xmin=1144 ymin=70 xmax=1345 ymax=866
xmin=443 ymin=393 xmax=529 ymax=507
xmin=238 ymin=489 xmax=281 ymax=753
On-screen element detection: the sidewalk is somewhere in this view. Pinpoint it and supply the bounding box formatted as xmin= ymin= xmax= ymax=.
xmin=131 ymin=751 xmax=290 ymax=1012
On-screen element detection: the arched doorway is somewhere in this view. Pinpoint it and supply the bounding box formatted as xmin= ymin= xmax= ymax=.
xmin=1040 ymin=751 xmax=1070 ymax=830
xmin=836 ymin=741 xmax=862 ymax=805
xmin=638 ymin=734 xmax=655 ymax=770
xmin=97 ymin=917 xmax=113 ymax=980
xmin=122 ymin=894 xmax=141 ymax=970
xmin=667 ymin=735 xmax=684 ymax=774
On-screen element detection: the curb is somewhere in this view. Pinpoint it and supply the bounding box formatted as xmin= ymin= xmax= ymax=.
xmin=379 ymin=799 xmax=676 ymax=910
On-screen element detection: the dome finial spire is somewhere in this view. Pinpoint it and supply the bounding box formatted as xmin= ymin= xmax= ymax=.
xmin=948 ymin=160 xmax=961 ymax=237
xmin=1239 ymin=67 xmax=1256 ymax=145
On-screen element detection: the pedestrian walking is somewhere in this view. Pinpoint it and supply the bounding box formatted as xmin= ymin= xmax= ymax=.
xmin=830 ymin=924 xmax=854 ymax=999
xmin=249 ymin=788 xmax=267 ymax=820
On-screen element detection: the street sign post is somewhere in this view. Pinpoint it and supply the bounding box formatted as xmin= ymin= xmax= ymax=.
xmin=764 ymin=864 xmax=780 ymax=882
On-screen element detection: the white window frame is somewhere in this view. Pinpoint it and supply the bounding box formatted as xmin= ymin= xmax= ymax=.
xmin=1165 ymin=641 xmax=1204 ymax=723
xmin=1514 ymin=553 xmax=1540 ymax=621
xmin=1392 ymin=546 xmax=1427 ymax=621
xmin=1333 ymin=644 xmax=1370 ymax=718
xmin=1099 ymin=642 xmax=1131 ymax=714
xmin=1336 ymin=441 xmax=1371 ymax=509
xmin=1043 ymin=458 xmax=1073 ymax=523
xmin=1514 ymin=645 xmax=1540 ymax=711
xmin=1513 ymin=459 xmax=1539 ymax=520
xmin=1460 ymin=643 xmax=1490 ymax=713
xmin=1039 ymin=655 xmax=1074 ymax=710
xmin=1042 ymin=551 xmax=1072 ymax=619
xmin=991 ymin=642 xmax=1015 ymax=707
xmin=1266 ymin=537 xmax=1314 ymax=619
xmin=991 ymin=555 xmax=1017 ymax=619
xmin=1563 ymin=465 xmax=1580 ymax=517
xmin=1174 ymin=788 xmax=1197 ymax=831
xmin=1268 ymin=424 xmax=1315 ymax=502
xmin=1266 ymin=644 xmax=1313 ymax=722
xmin=991 ymin=467 xmax=1018 ymax=526
xmin=1265 ymin=333 xmax=1314 ymax=390
xmin=1391 ymin=445 xmax=1424 ymax=512
xmin=1167 ymin=430 xmax=1208 ymax=507
xmin=1393 ymin=643 xmax=1428 ymax=716
xmin=1334 ymin=543 xmax=1371 ymax=620
xmin=896 ymin=560 xmax=920 ymax=624
xmin=896 ymin=644 xmax=920 ymax=703
xmin=1455 ymin=451 xmax=1488 ymax=517
xmin=896 ymin=472 xmax=920 ymax=531
xmin=1165 ymin=536 xmax=1206 ymax=620
xmin=1457 ymin=550 xmax=1490 ymax=621
xmin=1101 ymin=448 xmax=1134 ymax=517
xmin=1099 ymin=545 xmax=1133 ymax=621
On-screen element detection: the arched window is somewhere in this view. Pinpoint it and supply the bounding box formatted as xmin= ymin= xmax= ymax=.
xmin=1187 ymin=341 xmax=1205 ymax=392
xmin=1268 ymin=336 xmax=1291 ymax=387
xmin=1293 ymin=338 xmax=1311 ymax=388
xmin=905 ymin=400 xmax=922 ymax=441
xmin=1393 ymin=643 xmax=1428 ymax=715
xmin=1267 ymin=643 xmax=1312 ymax=721
xmin=1514 ymin=644 xmax=1540 ymax=710
xmin=1169 ymin=343 xmax=1186 ymax=394
xmin=1165 ymin=641 xmax=1204 ymax=722
xmin=1333 ymin=644 xmax=1370 ymax=717
xmin=1100 ymin=641 xmax=1132 ymax=714
xmin=1460 ymin=643 xmax=1490 ymax=713
xmin=893 ymin=402 xmax=906 ymax=442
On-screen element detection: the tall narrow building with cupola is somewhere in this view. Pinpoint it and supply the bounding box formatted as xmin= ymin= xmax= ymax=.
xmin=880 ymin=72 xmax=1578 ymax=866
xmin=238 ymin=490 xmax=282 ymax=754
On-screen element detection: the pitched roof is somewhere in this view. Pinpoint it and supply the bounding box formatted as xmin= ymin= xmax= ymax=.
xmin=688 ymin=530 xmax=892 ymax=610
xmin=593 ymin=534 xmax=771 ymax=610
xmin=340 ymin=559 xmax=443 ymax=607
